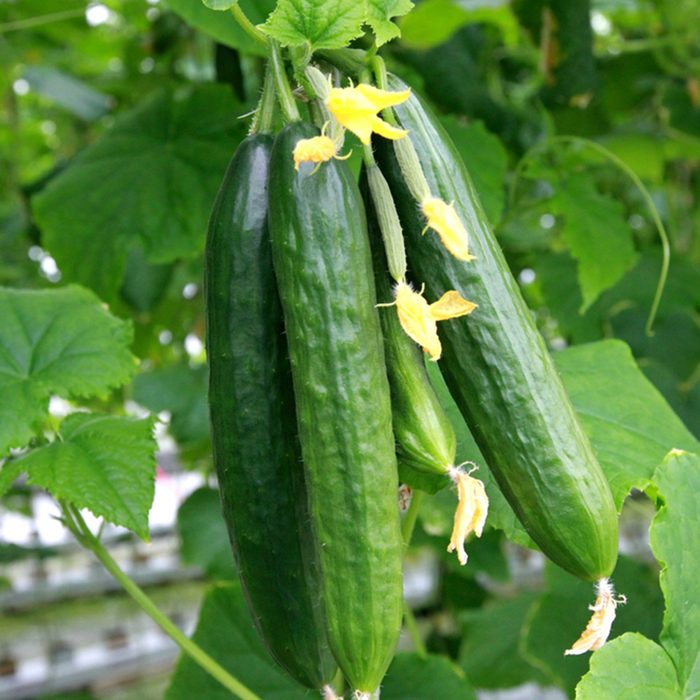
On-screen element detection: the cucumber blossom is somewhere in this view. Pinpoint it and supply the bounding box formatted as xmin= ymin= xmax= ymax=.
xmin=205 ymin=134 xmax=336 ymax=689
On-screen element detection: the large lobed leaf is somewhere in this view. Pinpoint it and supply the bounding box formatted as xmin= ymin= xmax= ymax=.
xmin=14 ymin=413 xmax=156 ymax=540
xmin=32 ymin=86 xmax=244 ymax=300
xmin=554 ymin=340 xmax=699 ymax=509
xmin=651 ymin=450 xmax=700 ymax=696
xmin=550 ymin=174 xmax=638 ymax=312
xmin=0 ymin=285 xmax=136 ymax=457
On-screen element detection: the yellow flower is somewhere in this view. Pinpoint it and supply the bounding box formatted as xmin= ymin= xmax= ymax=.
xmin=447 ymin=465 xmax=489 ymax=566
xmin=292 ymin=123 xmax=351 ymax=171
xmin=391 ymin=281 xmax=476 ymax=361
xmin=565 ymin=579 xmax=626 ymax=655
xmin=421 ymin=197 xmax=475 ymax=262
xmin=326 ymin=83 xmax=410 ymax=145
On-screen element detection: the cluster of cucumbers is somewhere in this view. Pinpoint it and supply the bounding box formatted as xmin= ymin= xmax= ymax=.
xmin=205 ymin=57 xmax=618 ymax=698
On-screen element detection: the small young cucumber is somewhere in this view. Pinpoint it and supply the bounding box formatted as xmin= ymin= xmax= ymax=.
xmin=376 ymin=78 xmax=618 ymax=582
xmin=361 ymin=166 xmax=456 ymax=481
xmin=205 ymin=134 xmax=336 ymax=689
xmin=268 ymin=123 xmax=403 ymax=694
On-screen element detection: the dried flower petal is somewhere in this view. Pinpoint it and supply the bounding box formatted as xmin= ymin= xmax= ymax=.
xmin=447 ymin=465 xmax=489 ymax=565
xmin=429 ymin=290 xmax=477 ymax=321
xmin=565 ymin=578 xmax=626 ymax=655
xmin=421 ymin=197 xmax=475 ymax=262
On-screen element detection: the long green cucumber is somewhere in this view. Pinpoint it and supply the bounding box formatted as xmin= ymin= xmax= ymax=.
xmin=204 ymin=134 xmax=336 ymax=689
xmin=376 ymin=78 xmax=618 ymax=581
xmin=268 ymin=123 xmax=403 ymax=693
xmin=361 ymin=166 xmax=457 ymax=480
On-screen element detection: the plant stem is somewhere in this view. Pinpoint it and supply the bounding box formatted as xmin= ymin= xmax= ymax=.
xmin=269 ymin=40 xmax=300 ymax=123
xmin=251 ymin=61 xmax=276 ymax=135
xmin=509 ymin=135 xmax=671 ymax=336
xmin=370 ymin=56 xmax=400 ymax=127
xmin=403 ymin=600 xmax=428 ymax=659
xmin=401 ymin=488 xmax=424 ymax=548
xmin=62 ymin=505 xmax=261 ymax=700
xmin=230 ymin=4 xmax=267 ymax=47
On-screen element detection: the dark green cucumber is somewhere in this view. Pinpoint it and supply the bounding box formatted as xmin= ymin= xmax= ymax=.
xmin=205 ymin=134 xmax=336 ymax=689
xmin=376 ymin=78 xmax=618 ymax=581
xmin=361 ymin=166 xmax=457 ymax=482
xmin=268 ymin=123 xmax=403 ymax=693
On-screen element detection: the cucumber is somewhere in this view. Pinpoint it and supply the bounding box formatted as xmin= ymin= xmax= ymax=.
xmin=205 ymin=134 xmax=336 ymax=689
xmin=361 ymin=166 xmax=457 ymax=481
xmin=268 ymin=123 xmax=403 ymax=693
xmin=376 ymin=78 xmax=618 ymax=582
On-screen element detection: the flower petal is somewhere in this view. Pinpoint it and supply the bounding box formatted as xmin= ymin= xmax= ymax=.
xmin=565 ymin=578 xmax=626 ymax=655
xmin=429 ymin=290 xmax=477 ymax=321
xmin=293 ymin=135 xmax=337 ymax=170
xmin=369 ymin=115 xmax=409 ymax=141
xmin=394 ymin=281 xmax=441 ymax=360
xmin=421 ymin=197 xmax=475 ymax=261
xmin=355 ymin=83 xmax=411 ymax=110
xmin=447 ymin=467 xmax=489 ymax=565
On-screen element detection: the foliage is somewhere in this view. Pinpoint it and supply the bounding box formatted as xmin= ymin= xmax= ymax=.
xmin=1 ymin=0 xmax=699 ymax=697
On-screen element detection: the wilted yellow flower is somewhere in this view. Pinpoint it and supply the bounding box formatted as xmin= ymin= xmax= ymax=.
xmin=326 ymin=83 xmax=410 ymax=145
xmin=429 ymin=290 xmax=478 ymax=320
xmin=421 ymin=197 xmax=475 ymax=262
xmin=391 ymin=281 xmax=476 ymax=361
xmin=447 ymin=465 xmax=488 ymax=565
xmin=292 ymin=124 xmax=351 ymax=171
xmin=565 ymin=579 xmax=626 ymax=655
xmin=394 ymin=281 xmax=441 ymax=360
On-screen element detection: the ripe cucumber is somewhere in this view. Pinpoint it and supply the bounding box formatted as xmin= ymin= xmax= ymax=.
xmin=361 ymin=166 xmax=457 ymax=484
xmin=268 ymin=123 xmax=403 ymax=693
xmin=376 ymin=78 xmax=618 ymax=581
xmin=205 ymin=134 xmax=336 ymax=689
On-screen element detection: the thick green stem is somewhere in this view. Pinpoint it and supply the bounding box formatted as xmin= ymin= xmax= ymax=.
xmin=509 ymin=135 xmax=671 ymax=336
xmin=251 ymin=62 xmax=276 ymax=135
xmin=62 ymin=505 xmax=261 ymax=700
xmin=230 ymin=4 xmax=267 ymax=47
xmin=269 ymin=40 xmax=300 ymax=123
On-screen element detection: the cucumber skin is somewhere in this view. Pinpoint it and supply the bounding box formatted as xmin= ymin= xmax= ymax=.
xmin=268 ymin=123 xmax=403 ymax=692
xmin=361 ymin=167 xmax=457 ymax=478
xmin=205 ymin=134 xmax=336 ymax=689
xmin=377 ymin=80 xmax=618 ymax=581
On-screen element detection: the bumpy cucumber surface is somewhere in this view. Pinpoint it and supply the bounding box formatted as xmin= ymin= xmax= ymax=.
xmin=205 ymin=134 xmax=336 ymax=689
xmin=377 ymin=78 xmax=618 ymax=581
xmin=361 ymin=167 xmax=457 ymax=480
xmin=269 ymin=123 xmax=403 ymax=693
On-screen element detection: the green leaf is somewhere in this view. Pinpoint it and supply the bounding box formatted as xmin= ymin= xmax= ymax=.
xmin=15 ymin=413 xmax=156 ymax=539
xmin=554 ymin=340 xmax=700 ymax=510
xmin=521 ymin=557 xmax=664 ymax=695
xmin=550 ymin=174 xmax=638 ymax=312
xmin=166 ymin=583 xmax=308 ymax=700
xmin=0 ymin=286 xmax=136 ymax=457
xmin=441 ymin=116 xmax=508 ymax=225
xmin=261 ymin=0 xmax=366 ymax=51
xmin=576 ymin=633 xmax=681 ymax=700
xmin=398 ymin=0 xmax=519 ymax=49
xmin=132 ymin=364 xmax=209 ymax=446
xmin=366 ymin=0 xmax=413 ymax=46
xmin=381 ymin=653 xmax=476 ymax=700
xmin=170 ymin=0 xmax=271 ymax=54
xmin=177 ymin=487 xmax=235 ymax=580
xmin=32 ymin=86 xmax=244 ymax=300
xmin=0 ymin=461 xmax=25 ymax=498
xmin=459 ymin=592 xmax=545 ymax=688
xmin=651 ymin=450 xmax=700 ymax=692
